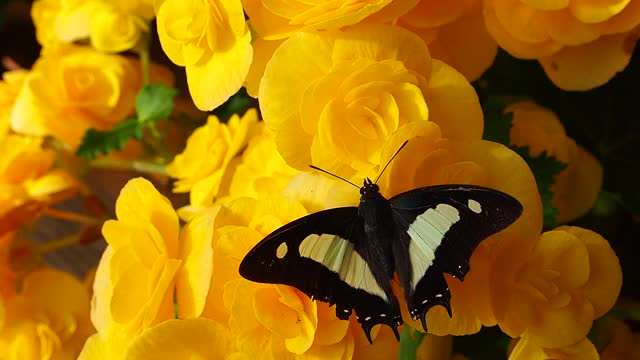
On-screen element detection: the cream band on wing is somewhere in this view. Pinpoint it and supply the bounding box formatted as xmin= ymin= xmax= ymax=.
xmin=298 ymin=233 xmax=387 ymax=300
xmin=407 ymin=204 xmax=461 ymax=289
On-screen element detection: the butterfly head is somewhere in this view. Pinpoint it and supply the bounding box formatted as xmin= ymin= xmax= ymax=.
xmin=360 ymin=178 xmax=380 ymax=196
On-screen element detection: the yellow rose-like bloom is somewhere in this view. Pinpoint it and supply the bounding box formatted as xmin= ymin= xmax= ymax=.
xmin=122 ymin=318 xmax=238 ymax=360
xmin=10 ymin=45 xmax=141 ymax=148
xmin=509 ymin=334 xmax=598 ymax=360
xmin=491 ymin=226 xmax=622 ymax=349
xmin=507 ymin=101 xmax=603 ymax=223
xmin=167 ymin=109 xmax=260 ymax=210
xmin=81 ymin=178 xmax=214 ymax=358
xmin=0 ymin=70 xmax=28 ymax=141
xmin=155 ymin=0 xmax=252 ymax=110
xmin=399 ymin=0 xmax=498 ymax=81
xmin=260 ymin=25 xmax=484 ymax=177
xmin=243 ymin=0 xmax=419 ymax=39
xmin=0 ymin=268 xmax=95 ymax=360
xmin=484 ymin=0 xmax=640 ymax=90
xmin=228 ymin=123 xmax=300 ymax=199
xmin=31 ymin=0 xmax=153 ymax=52
xmin=201 ymin=196 xmax=399 ymax=358
xmin=0 ymin=135 xmax=79 ymax=233
xmin=376 ymin=121 xmax=541 ymax=336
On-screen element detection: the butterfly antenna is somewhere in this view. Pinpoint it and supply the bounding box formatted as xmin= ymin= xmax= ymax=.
xmin=309 ymin=165 xmax=360 ymax=189
xmin=374 ymin=140 xmax=408 ymax=184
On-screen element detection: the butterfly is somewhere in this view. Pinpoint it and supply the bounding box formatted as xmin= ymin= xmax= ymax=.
xmin=239 ymin=142 xmax=523 ymax=344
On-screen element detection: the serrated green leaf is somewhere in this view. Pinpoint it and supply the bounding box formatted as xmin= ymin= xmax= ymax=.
xmin=482 ymin=97 xmax=514 ymax=145
xmin=136 ymin=83 xmax=178 ymax=123
xmin=513 ymin=146 xmax=567 ymax=228
xmin=76 ymin=119 xmax=143 ymax=159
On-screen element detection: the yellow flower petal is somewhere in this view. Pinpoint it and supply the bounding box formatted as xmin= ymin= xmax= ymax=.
xmin=123 ymin=318 xmax=235 ymax=359
xmin=185 ymin=31 xmax=253 ymax=110
xmin=422 ymin=59 xmax=483 ymax=140
xmin=112 ymin=178 xmax=179 ymax=258
xmin=540 ymin=33 xmax=635 ymax=90
xmin=569 ymin=0 xmax=631 ymax=23
xmin=558 ymin=226 xmax=622 ymax=318
xmin=176 ymin=208 xmax=217 ymax=318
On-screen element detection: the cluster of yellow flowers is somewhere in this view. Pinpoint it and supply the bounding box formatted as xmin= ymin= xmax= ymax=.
xmin=0 ymin=0 xmax=635 ymax=359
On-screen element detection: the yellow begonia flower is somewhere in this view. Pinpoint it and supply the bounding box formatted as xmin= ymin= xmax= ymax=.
xmin=399 ymin=0 xmax=498 ymax=81
xmin=243 ymin=0 xmax=419 ymax=40
xmin=10 ymin=45 xmax=147 ymax=148
xmin=123 ymin=318 xmax=238 ymax=359
xmin=200 ymin=196 xmax=399 ymax=358
xmin=31 ymin=0 xmax=153 ymax=52
xmin=509 ymin=334 xmax=598 ymax=360
xmin=0 ymin=135 xmax=79 ymax=234
xmin=83 ymin=178 xmax=215 ymax=358
xmin=0 ymin=70 xmax=28 ymax=141
xmin=155 ymin=0 xmax=253 ymax=110
xmin=228 ymin=123 xmax=300 ymax=200
xmin=376 ymin=121 xmax=540 ymax=336
xmin=0 ymin=268 xmax=95 ymax=360
xmin=167 ymin=109 xmax=260 ymax=209
xmin=492 ymin=226 xmax=622 ymax=349
xmin=484 ymin=0 xmax=640 ymax=90
xmin=260 ymin=25 xmax=483 ymax=177
xmin=507 ymin=101 xmax=603 ymax=223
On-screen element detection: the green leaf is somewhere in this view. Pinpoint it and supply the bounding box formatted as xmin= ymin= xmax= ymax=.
xmin=397 ymin=327 xmax=425 ymax=360
xmin=136 ymin=83 xmax=178 ymax=124
xmin=513 ymin=146 xmax=567 ymax=228
xmin=482 ymin=97 xmax=513 ymax=145
xmin=76 ymin=119 xmax=142 ymax=159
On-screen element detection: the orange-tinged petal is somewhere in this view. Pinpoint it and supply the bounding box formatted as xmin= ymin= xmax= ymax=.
xmin=401 ymin=0 xmax=471 ymax=28
xmin=556 ymin=145 xmax=603 ymax=223
xmin=123 ymin=318 xmax=236 ymax=359
xmin=509 ymin=334 xmax=598 ymax=360
xmin=558 ymin=226 xmax=622 ymax=318
xmin=176 ymin=208 xmax=217 ymax=318
xmin=540 ymin=33 xmax=636 ymax=90
xmin=569 ymin=0 xmax=631 ymax=23
xmin=423 ymin=5 xmax=498 ymax=81
xmin=484 ymin=1 xmax=562 ymax=59
xmin=491 ymin=0 xmax=550 ymax=43
xmin=520 ymin=0 xmax=568 ymax=10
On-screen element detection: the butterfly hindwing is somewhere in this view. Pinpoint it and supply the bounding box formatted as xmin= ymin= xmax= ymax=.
xmin=389 ymin=185 xmax=523 ymax=329
xmin=238 ymin=207 xmax=402 ymax=342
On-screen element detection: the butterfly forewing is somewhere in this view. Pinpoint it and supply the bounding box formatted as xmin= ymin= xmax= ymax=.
xmin=389 ymin=185 xmax=523 ymax=330
xmin=238 ymin=207 xmax=403 ymax=342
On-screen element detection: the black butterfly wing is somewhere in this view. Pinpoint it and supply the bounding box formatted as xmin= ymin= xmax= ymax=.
xmin=388 ymin=185 xmax=523 ymax=331
xmin=239 ymin=207 xmax=402 ymax=343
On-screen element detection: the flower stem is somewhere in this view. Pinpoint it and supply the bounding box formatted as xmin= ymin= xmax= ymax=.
xmin=89 ymin=157 xmax=168 ymax=176
xmin=35 ymin=235 xmax=80 ymax=254
xmin=397 ymin=327 xmax=425 ymax=360
xmin=42 ymin=207 xmax=101 ymax=225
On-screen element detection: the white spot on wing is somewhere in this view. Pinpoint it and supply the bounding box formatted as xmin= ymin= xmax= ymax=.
xmin=299 ymin=233 xmax=387 ymax=300
xmin=407 ymin=204 xmax=460 ymax=289
xmin=468 ymin=199 xmax=482 ymax=213
xmin=276 ymin=242 xmax=288 ymax=259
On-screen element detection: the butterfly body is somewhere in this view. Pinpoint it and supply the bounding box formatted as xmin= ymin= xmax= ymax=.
xmin=239 ymin=180 xmax=523 ymax=344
